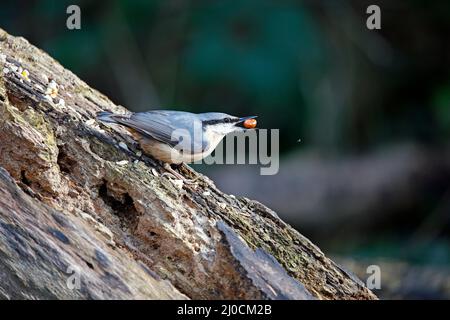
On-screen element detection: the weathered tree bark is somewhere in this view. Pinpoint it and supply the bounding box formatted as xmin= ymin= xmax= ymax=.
xmin=0 ymin=28 xmax=376 ymax=300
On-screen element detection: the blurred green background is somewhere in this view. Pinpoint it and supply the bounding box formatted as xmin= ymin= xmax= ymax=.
xmin=2 ymin=0 xmax=450 ymax=299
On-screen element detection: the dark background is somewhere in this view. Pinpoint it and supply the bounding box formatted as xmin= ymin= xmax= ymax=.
xmin=2 ymin=0 xmax=449 ymax=299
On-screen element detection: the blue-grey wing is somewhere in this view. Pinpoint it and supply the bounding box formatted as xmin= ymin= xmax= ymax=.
xmin=112 ymin=110 xmax=206 ymax=153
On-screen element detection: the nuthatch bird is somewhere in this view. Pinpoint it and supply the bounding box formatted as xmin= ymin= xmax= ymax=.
xmin=97 ymin=110 xmax=257 ymax=181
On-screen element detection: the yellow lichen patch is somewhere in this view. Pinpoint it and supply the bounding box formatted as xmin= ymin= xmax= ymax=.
xmin=22 ymin=108 xmax=57 ymax=152
xmin=21 ymin=69 xmax=30 ymax=81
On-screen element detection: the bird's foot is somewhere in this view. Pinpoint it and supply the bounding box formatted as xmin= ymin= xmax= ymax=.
xmin=161 ymin=163 xmax=198 ymax=185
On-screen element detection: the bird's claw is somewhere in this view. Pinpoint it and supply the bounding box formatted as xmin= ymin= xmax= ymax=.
xmin=161 ymin=164 xmax=198 ymax=186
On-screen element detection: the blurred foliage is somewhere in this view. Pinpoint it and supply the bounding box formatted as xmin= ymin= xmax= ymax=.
xmin=433 ymin=84 xmax=450 ymax=139
xmin=337 ymin=237 xmax=450 ymax=267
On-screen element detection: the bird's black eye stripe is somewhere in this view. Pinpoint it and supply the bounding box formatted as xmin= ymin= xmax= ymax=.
xmin=203 ymin=119 xmax=221 ymax=125
xmin=203 ymin=118 xmax=238 ymax=125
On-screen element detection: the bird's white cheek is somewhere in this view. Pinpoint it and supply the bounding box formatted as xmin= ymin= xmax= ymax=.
xmin=226 ymin=124 xmax=238 ymax=134
xmin=212 ymin=124 xmax=234 ymax=135
xmin=233 ymin=126 xmax=246 ymax=132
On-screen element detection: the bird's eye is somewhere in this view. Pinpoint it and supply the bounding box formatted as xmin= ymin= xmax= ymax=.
xmin=224 ymin=118 xmax=230 ymax=123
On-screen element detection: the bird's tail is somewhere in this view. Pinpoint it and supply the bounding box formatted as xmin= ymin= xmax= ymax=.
xmin=96 ymin=111 xmax=117 ymax=124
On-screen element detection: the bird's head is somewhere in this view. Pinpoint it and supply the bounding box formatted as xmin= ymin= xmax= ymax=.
xmin=198 ymin=112 xmax=258 ymax=136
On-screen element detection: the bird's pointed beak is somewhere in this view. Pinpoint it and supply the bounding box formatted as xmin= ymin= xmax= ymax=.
xmin=238 ymin=116 xmax=258 ymax=123
xmin=236 ymin=116 xmax=258 ymax=129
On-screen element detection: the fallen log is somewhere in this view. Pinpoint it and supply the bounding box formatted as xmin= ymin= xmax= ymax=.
xmin=0 ymin=28 xmax=376 ymax=300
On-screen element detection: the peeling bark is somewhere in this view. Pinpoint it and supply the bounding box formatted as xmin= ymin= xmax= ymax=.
xmin=0 ymin=28 xmax=376 ymax=300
